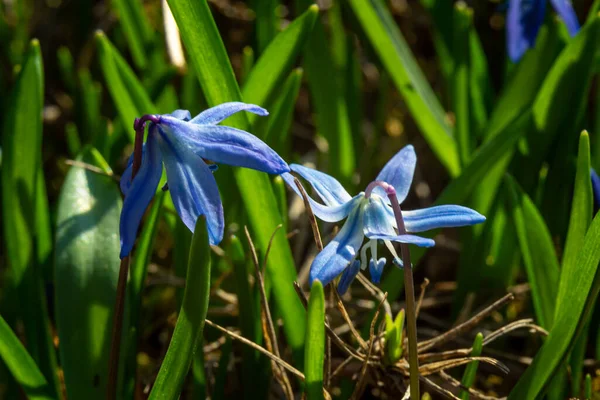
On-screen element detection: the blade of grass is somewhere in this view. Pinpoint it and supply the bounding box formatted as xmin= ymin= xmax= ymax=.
xmin=348 ymin=0 xmax=459 ymax=177
xmin=504 ymin=174 xmax=559 ymax=329
xmin=508 ymin=212 xmax=600 ymax=399
xmin=148 ymin=217 xmax=211 ymax=399
xmin=294 ymin=1 xmax=356 ymax=185
xmin=1 ymin=38 xmax=60 ymax=398
xmin=0 ymin=315 xmax=54 ymax=400
xmin=242 ymin=5 xmax=317 ymax=129
xmin=451 ymin=2 xmax=472 ymax=167
xmin=305 ymin=280 xmax=325 ymax=400
xmin=459 ymin=332 xmax=483 ymax=400
xmin=166 ymin=0 xmax=307 ymax=358
xmin=254 ymin=0 xmax=280 ymax=54
xmin=263 ymin=68 xmax=303 ymax=158
xmin=55 ymin=147 xmax=123 ymax=400
xmin=111 ymin=0 xmax=154 ymax=69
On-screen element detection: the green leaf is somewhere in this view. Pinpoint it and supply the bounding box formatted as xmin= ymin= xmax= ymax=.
xmin=57 ymin=46 xmax=76 ymax=93
xmin=263 ymin=68 xmax=303 ymax=158
xmin=504 ymin=174 xmax=559 ymax=329
xmin=384 ymin=310 xmax=404 ymax=365
xmin=253 ymin=0 xmax=280 ymax=54
xmin=508 ymin=212 xmax=600 ymax=399
xmin=166 ymin=0 xmax=306 ymax=357
xmin=459 ymin=332 xmax=483 ymax=400
xmin=451 ymin=2 xmax=472 ymax=166
xmin=559 ymin=131 xmax=593 ymax=308
xmin=111 ymin=0 xmax=153 ymax=69
xmin=294 ymin=1 xmax=355 ymax=185
xmin=242 ymin=5 xmax=317 ymax=129
xmin=485 ymin=22 xmax=565 ymax=142
xmin=305 ymin=280 xmax=325 ymax=400
xmin=0 ymin=315 xmax=54 ymax=400
xmin=348 ymin=0 xmax=459 ymax=177
xmin=468 ymin=25 xmax=492 ymax=138
xmin=149 ymin=217 xmax=211 ymax=399
xmin=55 ymin=148 xmax=122 ymax=400
xmin=1 ymin=39 xmax=60 ymax=398
xmin=96 ymin=31 xmax=139 ymax=142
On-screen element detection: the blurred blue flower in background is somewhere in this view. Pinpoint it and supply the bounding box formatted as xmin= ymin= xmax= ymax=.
xmin=283 ymin=145 xmax=485 ymax=293
xmin=119 ymin=102 xmax=289 ymax=258
xmin=591 ymin=168 xmax=600 ymax=213
xmin=507 ymin=0 xmax=580 ymax=62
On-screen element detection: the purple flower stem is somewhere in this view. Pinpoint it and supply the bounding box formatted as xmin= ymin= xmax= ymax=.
xmin=365 ymin=181 xmax=420 ymax=399
xmin=108 ymin=115 xmax=158 ymax=400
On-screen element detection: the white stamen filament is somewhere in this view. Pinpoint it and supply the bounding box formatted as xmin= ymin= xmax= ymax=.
xmin=360 ymin=242 xmax=369 ymax=270
xmin=384 ymin=240 xmax=401 ymax=263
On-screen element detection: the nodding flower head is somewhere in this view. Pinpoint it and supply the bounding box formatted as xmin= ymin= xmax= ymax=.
xmin=507 ymin=0 xmax=580 ymax=62
xmin=119 ymin=102 xmax=290 ymax=259
xmin=282 ymin=145 xmax=485 ymax=293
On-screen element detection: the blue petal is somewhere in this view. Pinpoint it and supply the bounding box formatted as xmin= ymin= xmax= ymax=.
xmin=120 ymin=151 xmax=135 ymax=196
xmin=591 ymin=168 xmax=600 ymax=213
xmin=309 ymin=207 xmax=365 ymax=287
xmin=363 ymin=196 xmax=398 ymax=237
xmin=403 ymin=205 xmax=486 ymax=232
xmin=119 ymin=131 xmax=163 ymax=258
xmin=156 ymin=126 xmax=224 ymax=245
xmin=168 ymin=109 xmax=192 ymax=121
xmin=374 ymin=145 xmax=416 ymax=202
xmin=289 ymin=164 xmax=352 ymax=206
xmin=507 ymin=0 xmax=546 ymax=62
xmin=369 ymin=257 xmax=386 ymax=284
xmin=190 ymin=102 xmax=268 ymax=125
xmin=160 ymin=116 xmax=289 ymax=174
xmin=281 ymin=172 xmax=361 ymax=222
xmin=549 ymin=0 xmax=580 ymax=36
xmin=366 ymin=233 xmax=435 ymax=248
xmin=363 ymin=196 xmax=434 ymax=247
xmin=337 ymin=260 xmax=361 ymax=295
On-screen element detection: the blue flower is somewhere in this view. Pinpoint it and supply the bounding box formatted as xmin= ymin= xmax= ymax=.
xmin=591 ymin=168 xmax=600 ymax=214
xmin=282 ymin=145 xmax=485 ymax=293
xmin=119 ymin=102 xmax=289 ymax=259
xmin=507 ymin=0 xmax=580 ymax=62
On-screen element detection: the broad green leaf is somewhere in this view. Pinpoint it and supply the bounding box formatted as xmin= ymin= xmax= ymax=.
xmin=241 ymin=46 xmax=254 ymax=84
xmin=167 ymin=0 xmax=306 ymax=356
xmin=0 ymin=315 xmax=53 ymax=400
xmin=149 ymin=217 xmax=211 ymax=399
xmin=242 ymin=4 xmax=317 ymax=129
xmin=384 ymin=310 xmax=404 ymax=365
xmin=55 ymin=148 xmax=122 ymax=400
xmin=509 ymin=212 xmax=600 ymax=399
xmin=1 ymin=39 xmax=60 ymax=398
xmin=305 ymin=280 xmax=325 ymax=400
xmin=460 ymin=332 xmax=483 ymax=400
xmin=294 ymin=1 xmax=355 ymax=185
xmin=273 ymin=175 xmax=289 ymax=231
xmin=451 ymin=3 xmax=472 ymax=166
xmin=263 ymin=68 xmax=303 ymax=158
xmin=111 ymin=0 xmax=153 ymax=69
xmin=348 ymin=0 xmax=459 ymax=177
xmin=504 ymin=174 xmax=559 ymax=328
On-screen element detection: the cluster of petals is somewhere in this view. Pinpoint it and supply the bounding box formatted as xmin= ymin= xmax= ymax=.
xmin=119 ymin=102 xmax=289 ymax=258
xmin=282 ymin=145 xmax=485 ymax=293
